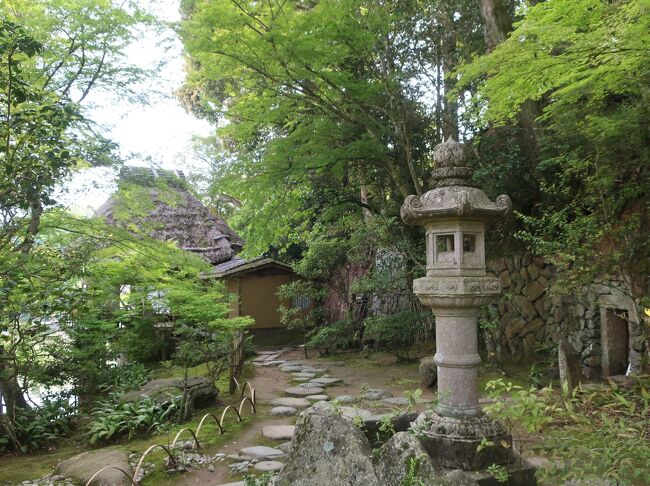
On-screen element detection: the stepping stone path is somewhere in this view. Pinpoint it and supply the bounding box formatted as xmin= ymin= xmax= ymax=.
xmin=254 ymin=460 xmax=284 ymax=472
xmin=335 ymin=395 xmax=357 ymax=403
xmin=263 ymin=425 xmax=295 ymax=440
xmin=270 ymin=406 xmax=297 ymax=417
xmin=284 ymin=386 xmax=324 ymax=396
xmin=238 ymin=446 xmax=284 ymax=460
xmin=218 ymin=348 xmax=354 ymax=483
xmin=279 ymin=364 xmax=305 ymax=372
xmin=360 ymin=388 xmax=393 ymax=400
xmin=253 ymin=353 xmax=281 ymax=362
xmin=270 ymin=397 xmax=311 ymax=408
xmin=306 ymin=394 xmax=329 ymax=401
xmin=260 ymin=360 xmax=285 ymax=366
xmin=310 ymin=377 xmax=343 ymax=386
xmin=291 ymin=372 xmax=315 ymax=379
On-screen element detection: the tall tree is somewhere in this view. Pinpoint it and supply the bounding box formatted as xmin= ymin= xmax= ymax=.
xmin=0 ymin=1 xmax=154 ymax=446
xmin=458 ymin=0 xmax=650 ymax=310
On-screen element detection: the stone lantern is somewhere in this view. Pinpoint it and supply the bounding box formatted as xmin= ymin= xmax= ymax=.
xmin=401 ymin=137 xmax=516 ymax=471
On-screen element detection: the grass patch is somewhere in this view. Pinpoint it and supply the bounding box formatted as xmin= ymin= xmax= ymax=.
xmin=0 ymin=444 xmax=82 ymax=484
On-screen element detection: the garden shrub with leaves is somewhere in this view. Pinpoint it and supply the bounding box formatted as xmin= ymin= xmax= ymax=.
xmin=0 ymin=398 xmax=78 ymax=453
xmin=86 ymin=395 xmax=182 ymax=444
xmin=363 ymin=311 xmax=429 ymax=362
xmin=484 ymin=377 xmax=650 ymax=485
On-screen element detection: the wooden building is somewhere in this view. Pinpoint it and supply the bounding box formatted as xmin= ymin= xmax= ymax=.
xmin=97 ymin=167 xmax=301 ymax=335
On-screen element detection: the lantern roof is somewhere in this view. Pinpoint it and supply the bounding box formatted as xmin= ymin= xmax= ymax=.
xmin=401 ymin=137 xmax=511 ymax=225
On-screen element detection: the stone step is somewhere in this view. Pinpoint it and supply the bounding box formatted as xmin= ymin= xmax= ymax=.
xmin=254 ymin=460 xmax=284 ymax=472
xmin=262 ymin=425 xmax=295 ymax=440
xmin=270 ymin=397 xmax=311 ymax=408
xmin=270 ymin=406 xmax=297 ymax=417
xmin=237 ymin=445 xmax=285 ymax=460
xmin=284 ymin=386 xmax=324 ymax=396
xmin=306 ymin=394 xmax=329 ymax=401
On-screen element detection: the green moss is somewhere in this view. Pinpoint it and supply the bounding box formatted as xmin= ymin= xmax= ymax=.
xmin=0 ymin=444 xmax=82 ymax=483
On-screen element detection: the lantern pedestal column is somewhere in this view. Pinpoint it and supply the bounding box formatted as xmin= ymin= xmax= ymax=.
xmin=412 ymin=276 xmax=513 ymax=471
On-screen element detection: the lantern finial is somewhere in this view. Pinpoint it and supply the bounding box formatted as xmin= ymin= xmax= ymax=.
xmin=431 ymin=138 xmax=474 ymax=187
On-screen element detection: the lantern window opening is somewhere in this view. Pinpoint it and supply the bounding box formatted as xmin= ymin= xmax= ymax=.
xmin=436 ymin=234 xmax=455 ymax=253
xmin=463 ymin=234 xmax=476 ymax=253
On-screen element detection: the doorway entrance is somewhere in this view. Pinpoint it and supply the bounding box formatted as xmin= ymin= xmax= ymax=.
xmin=601 ymin=308 xmax=629 ymax=376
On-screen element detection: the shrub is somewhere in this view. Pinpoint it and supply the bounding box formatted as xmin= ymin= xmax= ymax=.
xmin=86 ymin=395 xmax=182 ymax=444
xmin=483 ymin=377 xmax=650 ymax=484
xmin=1 ymin=398 xmax=78 ymax=453
xmin=363 ymin=311 xmax=428 ymax=361
xmin=100 ymin=362 xmax=155 ymax=394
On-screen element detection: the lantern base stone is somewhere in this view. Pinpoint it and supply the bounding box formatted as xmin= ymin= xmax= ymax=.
xmin=412 ymin=410 xmax=514 ymax=471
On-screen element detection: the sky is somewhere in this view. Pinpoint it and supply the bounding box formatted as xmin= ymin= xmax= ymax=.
xmin=61 ymin=0 xmax=213 ymax=215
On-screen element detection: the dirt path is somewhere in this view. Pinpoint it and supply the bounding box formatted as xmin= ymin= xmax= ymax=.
xmin=169 ymin=348 xmax=436 ymax=486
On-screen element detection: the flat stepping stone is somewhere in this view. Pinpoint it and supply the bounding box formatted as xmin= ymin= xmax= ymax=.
xmin=310 ymin=377 xmax=343 ymax=386
xmin=254 ymin=460 xmax=284 ymax=472
xmin=335 ymin=395 xmax=358 ymax=403
xmin=360 ymin=388 xmax=393 ymax=400
xmin=299 ymin=367 xmax=326 ymax=373
xmin=270 ymin=397 xmax=311 ymax=408
xmin=262 ymin=425 xmax=295 ymax=440
xmin=306 ymin=394 xmax=329 ymax=401
xmin=291 ymin=372 xmax=316 ymax=378
xmin=292 ymin=376 xmax=312 ymax=382
xmin=279 ymin=365 xmax=305 ymax=372
xmin=341 ymin=407 xmax=374 ymax=420
xmin=382 ymin=397 xmax=409 ymax=406
xmin=270 ymin=406 xmax=297 ymax=417
xmin=253 ymin=360 xmax=285 ymax=366
xmin=215 ymin=482 xmax=245 ymax=486
xmin=238 ymin=446 xmax=284 ymax=460
xmin=284 ymin=386 xmax=324 ymax=396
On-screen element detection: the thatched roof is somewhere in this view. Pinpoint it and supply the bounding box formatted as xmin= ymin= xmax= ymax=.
xmin=96 ymin=166 xmax=243 ymax=265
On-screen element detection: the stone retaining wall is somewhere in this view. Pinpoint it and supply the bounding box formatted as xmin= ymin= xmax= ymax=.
xmin=486 ymin=254 xmax=645 ymax=378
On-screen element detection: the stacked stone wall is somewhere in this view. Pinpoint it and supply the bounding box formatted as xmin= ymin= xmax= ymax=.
xmin=486 ymin=254 xmax=644 ymax=378
xmin=486 ymin=254 xmax=558 ymax=360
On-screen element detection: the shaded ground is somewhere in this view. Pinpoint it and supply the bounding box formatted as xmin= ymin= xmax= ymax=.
xmin=0 ymin=347 xmax=533 ymax=485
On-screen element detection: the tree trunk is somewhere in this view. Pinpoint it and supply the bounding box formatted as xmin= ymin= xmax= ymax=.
xmin=439 ymin=5 xmax=459 ymax=140
xmin=477 ymin=0 xmax=512 ymax=52
xmin=477 ymin=0 xmax=541 ymax=165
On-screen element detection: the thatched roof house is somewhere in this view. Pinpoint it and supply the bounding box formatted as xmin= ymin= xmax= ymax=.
xmin=97 ymin=166 xmax=304 ymax=339
xmin=96 ymin=166 xmax=243 ymax=265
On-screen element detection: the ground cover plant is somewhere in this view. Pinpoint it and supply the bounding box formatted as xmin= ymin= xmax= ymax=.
xmin=484 ymin=377 xmax=650 ymax=485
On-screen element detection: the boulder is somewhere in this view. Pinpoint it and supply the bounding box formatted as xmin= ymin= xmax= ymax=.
xmin=122 ymin=376 xmax=217 ymax=414
xmin=374 ymin=432 xmax=437 ymax=486
xmin=362 ymin=411 xmax=419 ymax=443
xmin=55 ymin=449 xmax=133 ymax=486
xmin=273 ymin=409 xmax=381 ymax=486
xmin=419 ymin=356 xmax=437 ymax=388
